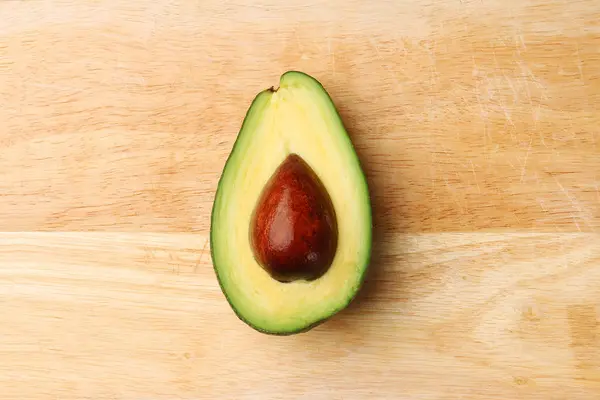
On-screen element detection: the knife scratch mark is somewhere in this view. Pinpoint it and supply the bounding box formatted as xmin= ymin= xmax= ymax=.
xmin=369 ymin=38 xmax=400 ymax=88
xmin=520 ymin=136 xmax=533 ymax=183
xmin=470 ymin=160 xmax=481 ymax=194
xmin=328 ymin=37 xmax=335 ymax=77
xmin=194 ymin=237 xmax=210 ymax=273
xmin=554 ymin=176 xmax=593 ymax=231
xmin=576 ymin=41 xmax=584 ymax=82
xmin=294 ymin=27 xmax=304 ymax=52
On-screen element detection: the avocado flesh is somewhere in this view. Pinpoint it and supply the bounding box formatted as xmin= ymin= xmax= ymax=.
xmin=210 ymin=71 xmax=372 ymax=335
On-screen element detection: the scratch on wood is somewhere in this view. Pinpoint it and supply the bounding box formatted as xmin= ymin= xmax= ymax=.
xmin=520 ymin=136 xmax=533 ymax=183
xmin=519 ymin=34 xmax=527 ymax=50
xmin=443 ymin=176 xmax=465 ymax=214
xmin=328 ymin=37 xmax=335 ymax=77
xmin=533 ymin=102 xmax=542 ymax=130
xmin=554 ymin=176 xmax=593 ymax=230
xmin=470 ymin=160 xmax=481 ymax=194
xmin=369 ymin=38 xmax=400 ymax=88
xmin=194 ymin=237 xmax=210 ymax=273
xmin=573 ymin=217 xmax=582 ymax=232
xmin=294 ymin=28 xmax=304 ymax=52
xmin=576 ymin=41 xmax=584 ymax=82
xmin=427 ymin=40 xmax=439 ymax=86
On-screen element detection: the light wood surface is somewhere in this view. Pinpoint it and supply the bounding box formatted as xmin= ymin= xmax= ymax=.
xmin=1 ymin=1 xmax=599 ymax=399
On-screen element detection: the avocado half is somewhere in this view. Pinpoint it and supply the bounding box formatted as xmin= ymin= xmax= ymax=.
xmin=210 ymin=71 xmax=372 ymax=335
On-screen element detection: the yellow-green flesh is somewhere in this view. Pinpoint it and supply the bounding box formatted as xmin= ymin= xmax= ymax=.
xmin=211 ymin=71 xmax=372 ymax=334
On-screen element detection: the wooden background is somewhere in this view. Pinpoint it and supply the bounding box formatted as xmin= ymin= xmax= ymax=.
xmin=1 ymin=0 xmax=599 ymax=398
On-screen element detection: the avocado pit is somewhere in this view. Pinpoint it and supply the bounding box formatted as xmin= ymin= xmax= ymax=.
xmin=250 ymin=153 xmax=338 ymax=283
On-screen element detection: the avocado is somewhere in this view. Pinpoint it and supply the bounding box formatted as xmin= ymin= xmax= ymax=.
xmin=210 ymin=71 xmax=372 ymax=335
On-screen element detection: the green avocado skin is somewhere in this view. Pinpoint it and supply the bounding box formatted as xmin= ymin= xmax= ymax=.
xmin=210 ymin=71 xmax=373 ymax=336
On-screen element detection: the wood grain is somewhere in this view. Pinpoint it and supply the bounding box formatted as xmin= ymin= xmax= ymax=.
xmin=1 ymin=0 xmax=599 ymax=232
xmin=0 ymin=232 xmax=599 ymax=399
xmin=1 ymin=0 xmax=600 ymax=399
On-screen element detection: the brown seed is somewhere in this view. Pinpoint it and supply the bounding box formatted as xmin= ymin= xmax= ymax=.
xmin=250 ymin=154 xmax=338 ymax=282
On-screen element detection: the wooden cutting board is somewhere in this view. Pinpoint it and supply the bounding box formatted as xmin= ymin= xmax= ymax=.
xmin=1 ymin=1 xmax=599 ymax=398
